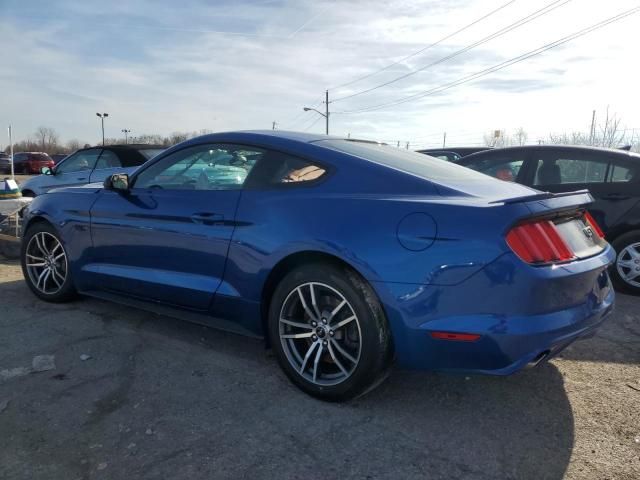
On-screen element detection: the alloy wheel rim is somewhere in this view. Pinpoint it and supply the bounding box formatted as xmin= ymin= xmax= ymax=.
xmin=279 ymin=282 xmax=362 ymax=386
xmin=25 ymin=232 xmax=68 ymax=295
xmin=616 ymin=241 xmax=640 ymax=288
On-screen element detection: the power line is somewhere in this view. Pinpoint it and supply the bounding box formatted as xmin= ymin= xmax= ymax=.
xmin=280 ymin=97 xmax=324 ymax=129
xmin=303 ymin=115 xmax=323 ymax=132
xmin=332 ymin=0 xmax=571 ymax=103
xmin=336 ymin=5 xmax=640 ymax=114
xmin=329 ymin=0 xmax=517 ymax=91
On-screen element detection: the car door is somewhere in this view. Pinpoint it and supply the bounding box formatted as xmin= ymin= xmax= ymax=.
xmin=87 ymin=143 xmax=262 ymax=310
xmin=44 ymin=149 xmax=101 ymax=192
xmin=528 ymin=149 xmax=639 ymax=233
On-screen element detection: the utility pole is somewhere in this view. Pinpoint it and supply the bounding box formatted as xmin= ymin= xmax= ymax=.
xmin=302 ymin=92 xmax=329 ymax=135
xmin=96 ymin=113 xmax=109 ymax=146
xmin=324 ymin=90 xmax=329 ymax=135
xmin=272 ymin=121 xmax=277 ymax=130
xmin=589 ymin=110 xmax=596 ymax=145
xmin=442 ymin=132 xmax=447 ymax=148
xmin=121 ymin=129 xmax=131 ymax=144
xmin=8 ymin=125 xmax=14 ymax=180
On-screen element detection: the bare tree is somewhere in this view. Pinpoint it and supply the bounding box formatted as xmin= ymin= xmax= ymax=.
xmin=66 ymin=139 xmax=81 ymax=152
xmin=514 ymin=127 xmax=528 ymax=146
xmin=598 ymin=107 xmax=625 ymax=148
xmin=34 ymin=126 xmax=60 ymax=154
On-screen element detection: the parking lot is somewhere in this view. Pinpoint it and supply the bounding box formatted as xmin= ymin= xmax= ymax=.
xmin=0 ymin=258 xmax=638 ymax=479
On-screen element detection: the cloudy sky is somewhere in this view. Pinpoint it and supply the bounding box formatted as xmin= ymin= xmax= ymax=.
xmin=1 ymin=0 xmax=639 ymax=148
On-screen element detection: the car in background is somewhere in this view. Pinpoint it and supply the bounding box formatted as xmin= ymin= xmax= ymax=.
xmin=458 ymin=145 xmax=640 ymax=294
xmin=51 ymin=153 xmax=69 ymax=164
xmin=20 ymin=131 xmax=614 ymax=400
xmin=19 ymin=144 xmax=165 ymax=197
xmin=11 ymin=152 xmax=55 ymax=174
xmin=417 ymin=146 xmax=491 ymax=162
xmin=0 ymin=152 xmax=11 ymax=174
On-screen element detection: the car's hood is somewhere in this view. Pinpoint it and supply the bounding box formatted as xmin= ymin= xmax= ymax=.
xmin=19 ymin=174 xmax=48 ymax=189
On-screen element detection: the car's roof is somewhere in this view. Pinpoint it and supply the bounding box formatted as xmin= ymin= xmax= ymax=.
xmin=461 ymin=144 xmax=640 ymax=161
xmin=105 ymin=144 xmax=165 ymax=149
xmin=189 ymin=130 xmax=340 ymax=144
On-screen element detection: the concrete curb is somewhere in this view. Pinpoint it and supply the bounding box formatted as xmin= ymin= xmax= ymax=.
xmin=0 ymin=233 xmax=20 ymax=259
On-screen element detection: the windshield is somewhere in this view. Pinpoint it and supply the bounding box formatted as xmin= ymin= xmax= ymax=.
xmin=318 ymin=139 xmax=492 ymax=182
xmin=138 ymin=148 xmax=165 ymax=160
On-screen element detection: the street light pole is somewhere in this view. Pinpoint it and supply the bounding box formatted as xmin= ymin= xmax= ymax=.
xmin=303 ymin=90 xmax=330 ymax=135
xmin=8 ymin=125 xmax=14 ymax=180
xmin=121 ymin=129 xmax=131 ymax=144
xmin=96 ymin=113 xmax=109 ymax=145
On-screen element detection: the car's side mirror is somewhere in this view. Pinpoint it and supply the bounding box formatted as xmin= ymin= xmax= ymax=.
xmin=104 ymin=173 xmax=130 ymax=191
xmin=40 ymin=166 xmax=52 ymax=175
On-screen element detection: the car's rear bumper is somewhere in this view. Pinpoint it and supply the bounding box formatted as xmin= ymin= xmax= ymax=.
xmin=375 ymin=245 xmax=616 ymax=373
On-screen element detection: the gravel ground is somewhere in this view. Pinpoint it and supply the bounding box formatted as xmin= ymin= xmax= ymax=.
xmin=0 ymin=258 xmax=638 ymax=480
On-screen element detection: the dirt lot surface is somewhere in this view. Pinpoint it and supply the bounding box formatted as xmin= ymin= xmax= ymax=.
xmin=0 ymin=258 xmax=638 ymax=479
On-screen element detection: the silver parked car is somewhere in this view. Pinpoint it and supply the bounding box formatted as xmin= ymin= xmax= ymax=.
xmin=19 ymin=145 xmax=165 ymax=196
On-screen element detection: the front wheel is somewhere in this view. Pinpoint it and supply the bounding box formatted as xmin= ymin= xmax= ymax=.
xmin=21 ymin=222 xmax=76 ymax=302
xmin=610 ymin=231 xmax=640 ymax=295
xmin=269 ymin=263 xmax=393 ymax=401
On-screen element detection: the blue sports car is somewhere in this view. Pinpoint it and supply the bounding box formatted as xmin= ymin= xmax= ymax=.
xmin=20 ymin=131 xmax=615 ymax=401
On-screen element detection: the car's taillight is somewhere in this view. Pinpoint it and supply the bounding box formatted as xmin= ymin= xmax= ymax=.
xmin=506 ymin=220 xmax=575 ymax=264
xmin=583 ymin=211 xmax=605 ymax=239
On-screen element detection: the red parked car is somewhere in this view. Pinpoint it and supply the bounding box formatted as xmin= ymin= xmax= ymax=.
xmin=12 ymin=152 xmax=55 ymax=174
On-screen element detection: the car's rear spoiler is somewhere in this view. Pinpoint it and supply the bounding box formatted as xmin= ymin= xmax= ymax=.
xmin=489 ymin=189 xmax=592 ymax=205
xmin=493 ymin=190 xmax=595 ymax=222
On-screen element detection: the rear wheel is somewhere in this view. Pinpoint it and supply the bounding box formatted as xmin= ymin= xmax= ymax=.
xmin=610 ymin=231 xmax=640 ymax=295
xmin=21 ymin=222 xmax=76 ymax=302
xmin=269 ymin=263 xmax=392 ymax=401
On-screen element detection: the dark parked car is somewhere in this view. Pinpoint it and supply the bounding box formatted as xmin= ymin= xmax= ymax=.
xmin=417 ymin=146 xmax=491 ymax=161
xmin=11 ymin=152 xmax=55 ymax=174
xmin=51 ymin=154 xmax=69 ymax=164
xmin=458 ymin=145 xmax=640 ymax=294
xmin=19 ymin=144 xmax=165 ymax=196
xmin=20 ymin=131 xmax=614 ymax=400
xmin=0 ymin=152 xmax=11 ymax=174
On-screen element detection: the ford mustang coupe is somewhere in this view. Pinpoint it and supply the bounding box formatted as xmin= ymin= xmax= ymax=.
xmin=20 ymin=131 xmax=615 ymax=401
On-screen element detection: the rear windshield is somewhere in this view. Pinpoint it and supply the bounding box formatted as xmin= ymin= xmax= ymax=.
xmin=138 ymin=148 xmax=165 ymax=160
xmin=318 ymin=140 xmax=491 ymax=181
xmin=32 ymin=153 xmax=53 ymax=161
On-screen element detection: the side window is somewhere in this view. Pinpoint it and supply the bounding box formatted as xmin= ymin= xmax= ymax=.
xmin=56 ymin=149 xmax=100 ymax=174
xmin=95 ymin=150 xmax=122 ymax=170
xmin=464 ymin=155 xmax=524 ymax=182
xmin=134 ymin=144 xmax=262 ymax=191
xmin=533 ymin=153 xmax=608 ymax=186
xmin=245 ymin=152 xmax=327 ymax=188
xmin=609 ymin=162 xmax=638 ymax=183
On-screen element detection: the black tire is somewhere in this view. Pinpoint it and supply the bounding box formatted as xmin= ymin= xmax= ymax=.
xmin=610 ymin=231 xmax=640 ymax=295
xmin=268 ymin=263 xmax=393 ymax=401
xmin=21 ymin=222 xmax=77 ymax=303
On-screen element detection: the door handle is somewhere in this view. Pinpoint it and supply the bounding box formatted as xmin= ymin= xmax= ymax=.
xmin=77 ymin=177 xmax=88 ymax=181
xmin=603 ymin=193 xmax=630 ymax=200
xmin=191 ymin=212 xmax=224 ymax=225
